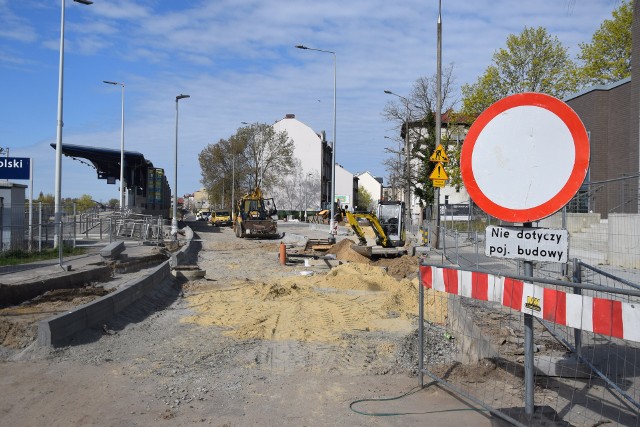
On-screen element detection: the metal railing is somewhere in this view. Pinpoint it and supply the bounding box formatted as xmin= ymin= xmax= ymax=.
xmin=0 ymin=203 xmax=168 ymax=259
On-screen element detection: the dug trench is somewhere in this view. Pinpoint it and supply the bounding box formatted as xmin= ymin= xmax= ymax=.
xmin=0 ymin=249 xmax=171 ymax=352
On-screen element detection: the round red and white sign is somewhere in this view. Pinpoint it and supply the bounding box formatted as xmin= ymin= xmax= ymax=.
xmin=461 ymin=92 xmax=590 ymax=223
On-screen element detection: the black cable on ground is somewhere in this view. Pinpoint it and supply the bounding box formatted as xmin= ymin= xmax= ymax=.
xmin=349 ymin=385 xmax=489 ymax=417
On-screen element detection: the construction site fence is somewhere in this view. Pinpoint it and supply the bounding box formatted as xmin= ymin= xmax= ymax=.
xmin=417 ymin=254 xmax=640 ymax=426
xmin=0 ymin=202 xmax=170 ymax=257
xmin=423 ymin=209 xmax=640 ymax=287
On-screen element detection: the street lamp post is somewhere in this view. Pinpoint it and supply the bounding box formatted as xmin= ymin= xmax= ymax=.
xmin=295 ymin=44 xmax=337 ymax=242
xmin=172 ymin=94 xmax=190 ymax=239
xmin=54 ymin=0 xmax=92 ymax=258
xmin=384 ymin=90 xmax=414 ymax=234
xmin=384 ymin=136 xmax=402 ymax=201
xmin=103 ymin=80 xmax=125 ymax=209
xmin=304 ymin=173 xmax=312 ymax=222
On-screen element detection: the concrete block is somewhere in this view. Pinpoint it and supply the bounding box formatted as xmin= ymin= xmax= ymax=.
xmin=100 ymin=241 xmax=125 ymax=258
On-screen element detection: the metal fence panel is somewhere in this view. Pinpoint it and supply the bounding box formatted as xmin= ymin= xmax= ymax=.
xmin=418 ymin=261 xmax=640 ymax=426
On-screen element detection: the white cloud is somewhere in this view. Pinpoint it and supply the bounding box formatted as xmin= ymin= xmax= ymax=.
xmin=1 ymin=0 xmax=622 ymax=201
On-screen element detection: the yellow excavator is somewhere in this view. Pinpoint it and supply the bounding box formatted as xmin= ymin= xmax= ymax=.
xmin=345 ymin=201 xmax=407 ymax=258
xmin=233 ymin=187 xmax=279 ymax=238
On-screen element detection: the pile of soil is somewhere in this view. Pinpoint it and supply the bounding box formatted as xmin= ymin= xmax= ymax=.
xmin=325 ymin=238 xmax=371 ymax=263
xmin=183 ymin=262 xmax=421 ymax=343
xmin=374 ymin=255 xmax=420 ymax=280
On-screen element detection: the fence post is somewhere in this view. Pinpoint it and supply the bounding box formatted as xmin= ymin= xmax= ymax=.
xmin=442 ymin=215 xmax=447 ymax=257
xmin=572 ymin=258 xmax=583 ymax=358
xmin=523 ymin=222 xmax=535 ymax=415
xmin=109 ymin=216 xmax=113 ymax=243
xmin=418 ymin=268 xmax=424 ymax=388
xmin=475 ymin=231 xmax=479 ymax=270
xmin=454 ymin=230 xmax=459 ymax=265
xmin=0 ymin=197 xmax=3 ymax=252
xmin=73 ymin=203 xmax=77 ymax=248
xmin=38 ymin=202 xmax=42 ymax=252
xmin=58 ymin=219 xmax=63 ymax=267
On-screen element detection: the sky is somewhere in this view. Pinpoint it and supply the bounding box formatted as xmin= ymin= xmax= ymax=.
xmin=0 ymin=0 xmax=621 ymax=203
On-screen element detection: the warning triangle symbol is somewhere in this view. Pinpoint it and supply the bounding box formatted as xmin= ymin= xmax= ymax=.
xmin=429 ymin=162 xmax=449 ymax=180
xmin=429 ymin=144 xmax=449 ymax=163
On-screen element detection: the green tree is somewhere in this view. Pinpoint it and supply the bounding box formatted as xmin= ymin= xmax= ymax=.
xmin=107 ymin=198 xmax=119 ymax=209
xmin=577 ymin=0 xmax=632 ymax=86
xmin=35 ymin=192 xmax=54 ymax=205
xmin=198 ymin=122 xmax=294 ymax=207
xmin=383 ymin=64 xmax=458 ymax=209
xmin=356 ymin=186 xmax=374 ymax=212
xmin=76 ymin=194 xmax=94 ymax=212
xmin=461 ymin=26 xmax=579 ymax=117
xmin=199 ymin=131 xmax=251 ymax=208
xmin=241 ymin=123 xmax=295 ymax=190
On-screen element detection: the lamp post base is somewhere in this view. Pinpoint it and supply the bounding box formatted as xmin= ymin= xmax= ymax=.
xmin=328 ymin=219 xmax=337 ymax=243
xmin=171 ymin=218 xmax=178 ymax=240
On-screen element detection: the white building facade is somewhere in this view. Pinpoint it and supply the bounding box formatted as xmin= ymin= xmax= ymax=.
xmin=356 ymin=171 xmax=383 ymax=210
xmin=271 ymin=114 xmax=356 ymax=214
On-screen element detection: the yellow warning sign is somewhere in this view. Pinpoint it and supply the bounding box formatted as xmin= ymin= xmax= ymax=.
xmin=429 ymin=162 xmax=448 ymax=180
xmin=432 ymin=179 xmax=446 ymax=188
xmin=429 ymin=144 xmax=449 ymax=163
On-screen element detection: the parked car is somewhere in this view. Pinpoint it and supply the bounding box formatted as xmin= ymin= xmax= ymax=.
xmin=196 ymin=210 xmax=211 ymax=221
xmin=210 ymin=210 xmax=232 ymax=227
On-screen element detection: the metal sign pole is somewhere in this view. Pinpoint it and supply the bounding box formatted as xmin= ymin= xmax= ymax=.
xmin=523 ymin=222 xmax=535 ymax=414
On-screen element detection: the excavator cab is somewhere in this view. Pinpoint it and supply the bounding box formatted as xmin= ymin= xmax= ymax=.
xmin=376 ymin=201 xmax=405 ymax=247
xmin=345 ymin=201 xmax=407 ymax=258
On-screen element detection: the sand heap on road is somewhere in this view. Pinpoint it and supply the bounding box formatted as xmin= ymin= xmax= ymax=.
xmin=183 ymin=261 xmax=445 ymax=343
xmin=325 ymin=238 xmax=370 ymax=263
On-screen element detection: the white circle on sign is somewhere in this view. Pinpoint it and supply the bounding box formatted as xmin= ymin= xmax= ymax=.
xmin=472 ymin=105 xmax=575 ymax=209
xmin=461 ymin=92 xmax=590 ymax=223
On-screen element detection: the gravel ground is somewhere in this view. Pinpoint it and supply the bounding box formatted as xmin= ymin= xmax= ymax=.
xmin=0 ymin=221 xmax=495 ymax=426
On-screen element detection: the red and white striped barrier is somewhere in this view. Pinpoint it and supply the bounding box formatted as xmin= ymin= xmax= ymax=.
xmin=419 ymin=265 xmax=640 ymax=343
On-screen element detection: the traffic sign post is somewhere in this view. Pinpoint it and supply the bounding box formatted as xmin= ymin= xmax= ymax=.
xmin=428 ymin=144 xmax=449 ymax=248
xmin=460 ymin=92 xmax=590 ymax=416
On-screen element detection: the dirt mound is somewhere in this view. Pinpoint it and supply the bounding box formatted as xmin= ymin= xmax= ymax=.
xmin=183 ymin=262 xmax=423 ymax=342
xmin=325 ymin=239 xmax=420 ymax=281
xmin=374 ymin=255 xmax=420 ymax=280
xmin=326 ymin=238 xmax=371 ymax=263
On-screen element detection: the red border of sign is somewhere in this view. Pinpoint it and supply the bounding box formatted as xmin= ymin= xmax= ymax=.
xmin=461 ymin=92 xmax=590 ymax=223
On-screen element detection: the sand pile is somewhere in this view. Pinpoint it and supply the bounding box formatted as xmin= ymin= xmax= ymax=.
xmin=325 ymin=238 xmax=372 ymax=263
xmin=183 ymin=262 xmax=429 ymax=342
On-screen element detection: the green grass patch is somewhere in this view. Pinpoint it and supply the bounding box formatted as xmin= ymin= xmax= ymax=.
xmin=0 ymin=246 xmax=86 ymax=266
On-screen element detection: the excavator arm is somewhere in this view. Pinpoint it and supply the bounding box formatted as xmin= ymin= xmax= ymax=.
xmin=345 ymin=211 xmax=390 ymax=247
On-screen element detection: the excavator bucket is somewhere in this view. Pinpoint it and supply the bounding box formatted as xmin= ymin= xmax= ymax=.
xmin=350 ymin=243 xmax=373 ymax=257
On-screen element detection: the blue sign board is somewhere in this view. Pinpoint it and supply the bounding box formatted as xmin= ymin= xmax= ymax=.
xmin=0 ymin=157 xmax=30 ymax=180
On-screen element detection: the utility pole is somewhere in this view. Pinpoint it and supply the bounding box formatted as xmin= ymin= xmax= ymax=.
xmin=434 ymin=0 xmax=443 ymax=249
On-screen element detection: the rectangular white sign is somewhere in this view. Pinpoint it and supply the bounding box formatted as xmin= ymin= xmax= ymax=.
xmin=485 ymin=226 xmax=569 ymax=263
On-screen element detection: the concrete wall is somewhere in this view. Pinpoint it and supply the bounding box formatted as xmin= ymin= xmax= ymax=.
xmin=37 ymin=226 xmax=195 ymax=347
xmin=609 ymin=213 xmax=640 ymax=268
xmin=37 ymin=261 xmax=171 ymax=347
xmin=538 ymin=212 xmax=602 ymax=233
